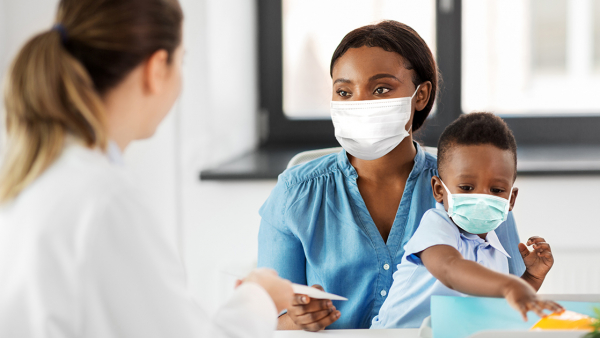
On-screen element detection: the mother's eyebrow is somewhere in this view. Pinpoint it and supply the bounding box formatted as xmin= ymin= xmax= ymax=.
xmin=369 ymin=73 xmax=402 ymax=82
xmin=333 ymin=78 xmax=351 ymax=85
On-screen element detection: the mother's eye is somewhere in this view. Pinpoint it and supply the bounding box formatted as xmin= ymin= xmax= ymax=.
xmin=374 ymin=87 xmax=390 ymax=95
xmin=337 ymin=90 xmax=350 ymax=97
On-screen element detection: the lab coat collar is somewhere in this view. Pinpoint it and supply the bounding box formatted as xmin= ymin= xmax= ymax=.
xmin=106 ymin=141 xmax=125 ymax=166
xmin=63 ymin=134 xmax=124 ymax=166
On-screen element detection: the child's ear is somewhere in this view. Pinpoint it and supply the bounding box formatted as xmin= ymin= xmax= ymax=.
xmin=431 ymin=176 xmax=445 ymax=203
xmin=508 ymin=187 xmax=519 ymax=211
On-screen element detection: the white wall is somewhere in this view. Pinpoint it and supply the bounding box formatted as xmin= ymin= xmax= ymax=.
xmin=0 ymin=0 xmax=58 ymax=151
xmin=0 ymin=0 xmax=5 ymax=149
xmin=0 ymin=0 xmax=5 ymax=77
xmin=513 ymin=176 xmax=600 ymax=294
xmin=1 ymin=0 xmax=599 ymax=318
xmin=177 ymin=0 xmax=269 ymax=312
xmin=0 ymin=0 xmax=56 ymax=73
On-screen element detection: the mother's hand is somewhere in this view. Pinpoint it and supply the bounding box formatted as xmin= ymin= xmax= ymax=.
xmin=278 ymin=284 xmax=340 ymax=331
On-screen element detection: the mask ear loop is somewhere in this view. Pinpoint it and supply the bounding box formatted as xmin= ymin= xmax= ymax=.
xmin=440 ymin=180 xmax=454 ymax=216
xmin=503 ymin=185 xmax=515 ymax=219
xmin=405 ymin=84 xmax=421 ymax=134
xmin=411 ymin=84 xmax=421 ymax=99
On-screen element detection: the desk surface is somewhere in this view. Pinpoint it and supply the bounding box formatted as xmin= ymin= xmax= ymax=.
xmin=273 ymin=329 xmax=589 ymax=338
xmin=274 ymin=329 xmax=419 ymax=337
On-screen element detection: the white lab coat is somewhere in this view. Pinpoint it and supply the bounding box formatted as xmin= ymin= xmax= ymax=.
xmin=0 ymin=140 xmax=277 ymax=337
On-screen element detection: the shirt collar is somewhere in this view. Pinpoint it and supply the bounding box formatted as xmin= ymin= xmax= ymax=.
xmin=483 ymin=230 xmax=511 ymax=258
xmin=436 ymin=203 xmax=511 ymax=258
xmin=337 ymin=141 xmax=426 ymax=180
xmin=106 ymin=141 xmax=125 ymax=166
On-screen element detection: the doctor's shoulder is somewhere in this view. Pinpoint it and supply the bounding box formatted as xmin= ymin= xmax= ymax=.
xmin=0 ymin=143 xmax=148 ymax=259
xmin=15 ymin=143 xmax=136 ymax=218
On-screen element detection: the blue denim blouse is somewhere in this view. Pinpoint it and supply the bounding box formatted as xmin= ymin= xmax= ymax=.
xmin=257 ymin=142 xmax=525 ymax=329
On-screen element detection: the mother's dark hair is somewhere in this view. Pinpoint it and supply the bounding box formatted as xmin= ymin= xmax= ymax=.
xmin=330 ymin=20 xmax=440 ymax=132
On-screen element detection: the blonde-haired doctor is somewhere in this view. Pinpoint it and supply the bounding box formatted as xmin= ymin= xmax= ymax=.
xmin=0 ymin=0 xmax=293 ymax=337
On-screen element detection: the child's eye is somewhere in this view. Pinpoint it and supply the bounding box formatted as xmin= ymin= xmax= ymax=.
xmin=374 ymin=87 xmax=390 ymax=95
xmin=337 ymin=90 xmax=351 ymax=97
xmin=459 ymin=186 xmax=474 ymax=191
xmin=490 ymin=188 xmax=505 ymax=194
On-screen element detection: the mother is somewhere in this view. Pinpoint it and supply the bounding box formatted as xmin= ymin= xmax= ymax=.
xmin=258 ymin=20 xmax=525 ymax=330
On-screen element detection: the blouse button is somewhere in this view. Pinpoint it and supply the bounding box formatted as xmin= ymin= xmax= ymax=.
xmin=383 ymin=263 xmax=390 ymax=270
xmin=380 ymin=290 xmax=387 ymax=297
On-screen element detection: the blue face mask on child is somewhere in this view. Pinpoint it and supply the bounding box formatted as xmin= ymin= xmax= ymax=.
xmin=440 ymin=180 xmax=513 ymax=234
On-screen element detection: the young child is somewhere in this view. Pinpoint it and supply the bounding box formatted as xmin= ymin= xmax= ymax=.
xmin=371 ymin=112 xmax=563 ymax=329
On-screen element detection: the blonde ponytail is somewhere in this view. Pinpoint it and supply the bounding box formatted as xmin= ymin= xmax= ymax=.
xmin=0 ymin=0 xmax=182 ymax=203
xmin=0 ymin=30 xmax=106 ymax=202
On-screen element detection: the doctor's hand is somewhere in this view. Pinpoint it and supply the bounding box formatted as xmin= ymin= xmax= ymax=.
xmin=503 ymin=278 xmax=563 ymax=321
xmin=519 ymin=236 xmax=554 ymax=291
xmin=285 ymin=284 xmax=340 ymax=332
xmin=243 ymin=268 xmax=294 ymax=313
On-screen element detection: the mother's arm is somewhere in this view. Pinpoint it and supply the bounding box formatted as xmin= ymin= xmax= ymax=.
xmin=257 ymin=218 xmax=339 ymax=331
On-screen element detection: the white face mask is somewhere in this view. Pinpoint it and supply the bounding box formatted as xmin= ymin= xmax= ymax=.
xmin=330 ymin=85 xmax=419 ymax=161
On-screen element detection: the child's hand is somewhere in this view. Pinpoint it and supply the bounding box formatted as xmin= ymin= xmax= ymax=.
xmin=503 ymin=278 xmax=564 ymax=321
xmin=519 ymin=236 xmax=553 ymax=281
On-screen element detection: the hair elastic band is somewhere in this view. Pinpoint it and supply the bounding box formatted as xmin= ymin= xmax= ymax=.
xmin=52 ymin=24 xmax=68 ymax=44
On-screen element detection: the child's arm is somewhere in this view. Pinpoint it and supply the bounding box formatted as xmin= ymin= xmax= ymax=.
xmin=420 ymin=244 xmax=563 ymax=320
xmin=519 ymin=236 xmax=553 ymax=291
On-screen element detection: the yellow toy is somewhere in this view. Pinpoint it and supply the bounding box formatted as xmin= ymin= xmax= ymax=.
xmin=531 ymin=310 xmax=596 ymax=331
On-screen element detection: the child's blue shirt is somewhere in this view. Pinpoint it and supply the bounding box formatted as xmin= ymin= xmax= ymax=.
xmin=371 ymin=203 xmax=510 ymax=329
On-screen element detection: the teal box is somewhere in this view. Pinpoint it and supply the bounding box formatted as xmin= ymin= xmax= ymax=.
xmin=431 ymin=296 xmax=600 ymax=338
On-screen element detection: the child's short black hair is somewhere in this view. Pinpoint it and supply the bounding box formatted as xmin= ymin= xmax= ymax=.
xmin=437 ymin=112 xmax=517 ymax=179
